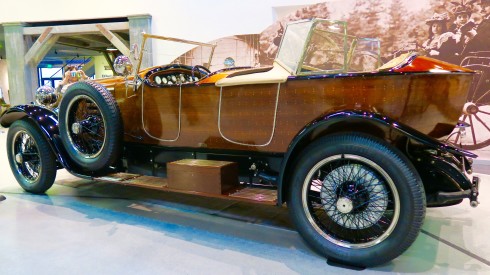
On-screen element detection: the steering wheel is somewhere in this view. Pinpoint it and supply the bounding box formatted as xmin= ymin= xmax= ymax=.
xmin=191 ymin=65 xmax=211 ymax=79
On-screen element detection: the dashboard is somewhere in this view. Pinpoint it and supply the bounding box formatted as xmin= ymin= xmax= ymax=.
xmin=154 ymin=73 xmax=199 ymax=85
xmin=144 ymin=64 xmax=208 ymax=87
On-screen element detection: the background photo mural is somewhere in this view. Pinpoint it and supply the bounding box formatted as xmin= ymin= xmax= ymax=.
xmin=178 ymin=0 xmax=490 ymax=151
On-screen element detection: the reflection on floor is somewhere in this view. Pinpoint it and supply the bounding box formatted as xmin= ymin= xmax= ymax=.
xmin=0 ymin=129 xmax=489 ymax=274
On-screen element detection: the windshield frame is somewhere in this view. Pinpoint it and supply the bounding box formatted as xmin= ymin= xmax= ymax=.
xmin=136 ymin=33 xmax=216 ymax=73
xmin=275 ymin=18 xmax=350 ymax=76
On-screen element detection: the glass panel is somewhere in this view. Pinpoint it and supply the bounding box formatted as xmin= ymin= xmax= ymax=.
xmin=140 ymin=36 xmax=215 ymax=70
xmin=54 ymin=79 xmax=62 ymax=88
xmin=40 ymin=67 xmax=63 ymax=78
xmin=276 ymin=20 xmax=313 ymax=73
xmin=170 ymin=43 xmax=214 ymax=67
xmin=348 ymin=38 xmax=381 ymax=72
xmin=300 ymin=21 xmax=347 ymax=74
xmin=150 ymin=40 xmax=197 ymax=65
xmin=276 ymin=19 xmax=380 ymax=75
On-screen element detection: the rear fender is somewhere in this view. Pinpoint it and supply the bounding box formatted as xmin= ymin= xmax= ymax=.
xmin=277 ymin=110 xmax=476 ymax=205
xmin=412 ymin=153 xmax=472 ymax=206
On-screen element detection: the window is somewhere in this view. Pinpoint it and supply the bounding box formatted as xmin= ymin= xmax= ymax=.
xmin=38 ymin=67 xmax=63 ymax=87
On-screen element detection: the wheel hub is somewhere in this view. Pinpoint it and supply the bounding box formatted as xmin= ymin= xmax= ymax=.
xmin=336 ymin=197 xmax=353 ymax=213
xmin=15 ymin=153 xmax=23 ymax=164
xmin=72 ymin=116 xmax=102 ymax=136
xmin=72 ymin=122 xmax=82 ymax=134
xmin=320 ymin=163 xmax=389 ymax=230
xmin=463 ymin=102 xmax=479 ymax=115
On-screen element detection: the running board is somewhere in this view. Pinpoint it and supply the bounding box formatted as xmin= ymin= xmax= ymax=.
xmin=94 ymin=173 xmax=278 ymax=205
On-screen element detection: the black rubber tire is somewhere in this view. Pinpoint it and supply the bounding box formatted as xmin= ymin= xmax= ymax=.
xmin=288 ymin=133 xmax=426 ymax=267
xmin=7 ymin=119 xmax=57 ymax=193
xmin=59 ymin=81 xmax=122 ymax=172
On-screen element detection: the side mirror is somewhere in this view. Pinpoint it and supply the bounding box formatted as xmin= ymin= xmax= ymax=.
xmin=113 ymin=55 xmax=134 ymax=77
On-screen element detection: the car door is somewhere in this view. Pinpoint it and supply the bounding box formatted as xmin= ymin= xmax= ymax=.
xmin=218 ymin=83 xmax=281 ymax=147
xmin=141 ymin=82 xmax=181 ymax=142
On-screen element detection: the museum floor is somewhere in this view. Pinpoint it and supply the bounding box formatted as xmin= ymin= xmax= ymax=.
xmin=0 ymin=128 xmax=489 ymax=275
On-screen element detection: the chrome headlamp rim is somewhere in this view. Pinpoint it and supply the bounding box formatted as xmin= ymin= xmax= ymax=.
xmin=35 ymin=85 xmax=59 ymax=109
xmin=114 ymin=55 xmax=134 ymax=76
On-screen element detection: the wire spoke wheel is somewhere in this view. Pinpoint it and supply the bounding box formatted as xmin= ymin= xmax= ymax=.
xmin=6 ymin=119 xmax=57 ymax=194
xmin=59 ymin=81 xmax=122 ymax=172
xmin=65 ymin=95 xmax=107 ymax=159
xmin=450 ymin=102 xmax=490 ymax=150
xmin=289 ymin=134 xmax=424 ymax=266
xmin=302 ymin=154 xmax=399 ymax=248
xmin=11 ymin=130 xmax=42 ymax=182
xmin=449 ymin=58 xmax=490 ymax=150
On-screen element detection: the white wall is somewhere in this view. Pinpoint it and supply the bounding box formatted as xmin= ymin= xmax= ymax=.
xmin=93 ymin=56 xmax=114 ymax=79
xmin=0 ymin=0 xmax=323 ymax=42
xmin=0 ymin=60 xmax=9 ymax=103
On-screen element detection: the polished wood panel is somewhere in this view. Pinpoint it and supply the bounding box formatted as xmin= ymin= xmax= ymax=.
xmin=219 ymin=84 xmax=279 ymax=145
xmin=167 ymin=159 xmax=239 ymax=194
xmin=143 ymin=85 xmax=181 ymax=140
xmin=394 ymin=56 xmax=474 ymax=73
xmin=229 ymin=188 xmax=277 ymax=203
xmin=109 ymin=59 xmax=473 ymax=154
xmin=95 ymin=173 xmax=277 ymax=205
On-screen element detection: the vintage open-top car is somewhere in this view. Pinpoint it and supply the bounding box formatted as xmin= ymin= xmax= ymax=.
xmin=0 ymin=19 xmax=481 ymax=267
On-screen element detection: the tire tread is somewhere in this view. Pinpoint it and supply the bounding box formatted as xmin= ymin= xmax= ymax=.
xmin=6 ymin=119 xmax=57 ymax=193
xmin=288 ymin=133 xmax=426 ymax=267
xmin=59 ymin=81 xmax=123 ymax=172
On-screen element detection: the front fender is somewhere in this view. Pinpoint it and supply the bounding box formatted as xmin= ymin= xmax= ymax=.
xmin=1 ymin=105 xmax=60 ymax=138
xmin=0 ymin=105 xmax=88 ymax=176
xmin=276 ymin=110 xmax=476 ymax=205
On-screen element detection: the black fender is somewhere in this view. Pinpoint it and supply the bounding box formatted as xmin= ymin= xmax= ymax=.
xmin=276 ymin=110 xmax=476 ymax=205
xmin=412 ymin=153 xmax=472 ymax=206
xmin=0 ymin=105 xmax=91 ymax=178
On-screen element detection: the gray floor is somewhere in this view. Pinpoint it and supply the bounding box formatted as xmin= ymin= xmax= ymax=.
xmin=1 ymin=128 xmax=490 ymax=275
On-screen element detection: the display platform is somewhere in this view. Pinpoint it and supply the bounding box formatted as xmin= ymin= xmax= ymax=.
xmin=0 ymin=129 xmax=489 ymax=274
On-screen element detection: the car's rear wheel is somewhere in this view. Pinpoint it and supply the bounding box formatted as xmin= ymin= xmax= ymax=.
xmin=59 ymin=81 xmax=122 ymax=172
xmin=7 ymin=119 xmax=57 ymax=193
xmin=288 ymin=134 xmax=426 ymax=267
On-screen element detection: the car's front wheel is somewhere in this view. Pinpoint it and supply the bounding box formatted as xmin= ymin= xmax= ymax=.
xmin=6 ymin=119 xmax=57 ymax=193
xmin=288 ymin=134 xmax=426 ymax=267
xmin=58 ymin=81 xmax=122 ymax=172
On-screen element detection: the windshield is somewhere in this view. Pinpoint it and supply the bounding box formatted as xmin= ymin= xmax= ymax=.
xmin=276 ymin=19 xmax=381 ymax=75
xmin=348 ymin=37 xmax=381 ymax=72
xmin=136 ymin=33 xmax=216 ymax=72
xmin=276 ymin=20 xmax=314 ymax=73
